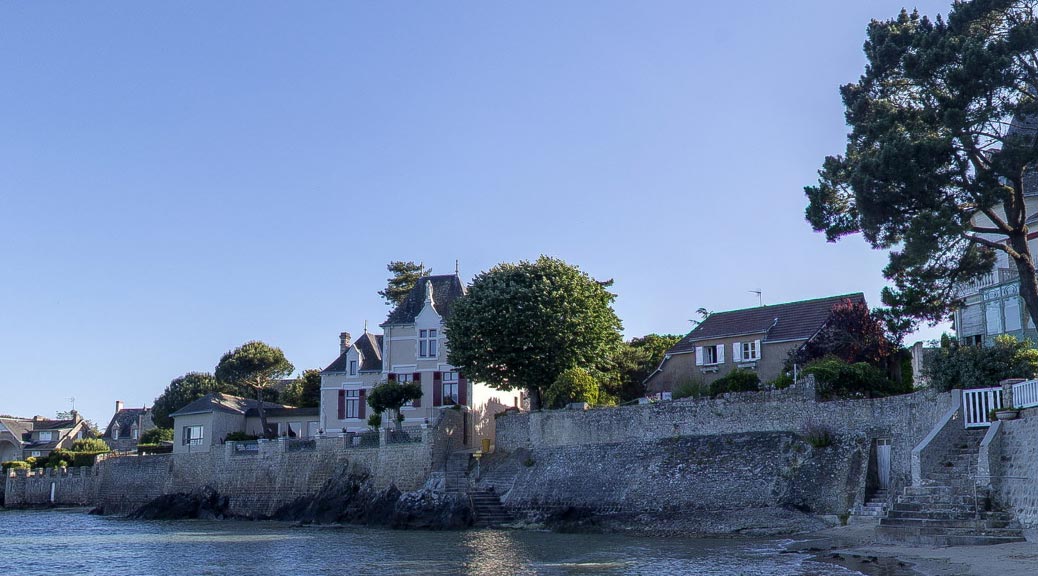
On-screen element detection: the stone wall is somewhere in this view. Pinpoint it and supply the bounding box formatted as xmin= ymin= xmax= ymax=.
xmin=496 ymin=388 xmax=949 ymax=498
xmin=4 ymin=467 xmax=95 ymax=507
xmin=987 ymin=408 xmax=1038 ymax=528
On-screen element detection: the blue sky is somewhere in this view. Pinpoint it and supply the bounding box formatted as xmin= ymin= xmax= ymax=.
xmin=0 ymin=1 xmax=953 ymax=425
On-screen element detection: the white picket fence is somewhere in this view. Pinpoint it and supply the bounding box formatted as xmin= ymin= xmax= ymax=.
xmin=1012 ymin=379 xmax=1038 ymax=409
xmin=962 ymin=387 xmax=1003 ymax=428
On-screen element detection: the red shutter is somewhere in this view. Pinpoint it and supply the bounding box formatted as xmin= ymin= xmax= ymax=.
xmin=337 ymin=390 xmax=346 ymax=420
xmin=458 ymin=375 xmax=468 ymax=406
xmin=413 ymin=372 xmax=422 ymax=407
xmin=358 ymin=389 xmax=366 ymax=419
xmin=433 ymin=372 xmax=442 ymax=406
xmin=387 ymin=373 xmax=396 ymax=382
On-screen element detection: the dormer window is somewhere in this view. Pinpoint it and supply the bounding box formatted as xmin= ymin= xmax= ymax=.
xmin=349 ymin=360 xmax=357 ymax=376
xmin=419 ymin=329 xmax=438 ymax=358
xmin=131 ymin=425 xmax=139 ymax=440
xmin=112 ymin=424 xmax=120 ymax=440
xmin=39 ymin=431 xmax=53 ymax=442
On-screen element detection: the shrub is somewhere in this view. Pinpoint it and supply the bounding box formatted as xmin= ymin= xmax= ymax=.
xmin=46 ymin=449 xmax=75 ymax=468
xmin=672 ymin=376 xmax=709 ymax=400
xmin=544 ymin=367 xmax=600 ymax=408
xmin=25 ymin=456 xmax=41 ymax=469
xmin=709 ymin=369 xmax=761 ymax=397
xmin=225 ymin=432 xmax=259 ymax=442
xmin=770 ymin=373 xmax=794 ymax=390
xmin=1 ymin=460 xmax=29 ymax=472
xmin=802 ymin=423 xmax=835 ymax=448
xmin=367 ymin=413 xmax=382 ymax=430
xmin=72 ymin=452 xmax=107 ymax=467
xmin=70 ymin=438 xmax=111 ymax=453
xmin=140 ymin=428 xmax=173 ymax=444
xmin=137 ymin=444 xmax=173 ymax=455
xmin=804 ymin=356 xmax=909 ymax=399
xmin=924 ymin=335 xmax=1038 ymax=391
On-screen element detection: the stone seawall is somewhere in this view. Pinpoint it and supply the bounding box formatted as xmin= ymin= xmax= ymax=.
xmin=986 ymin=408 xmax=1038 ymax=528
xmin=4 ymin=467 xmax=95 ymax=507
xmin=496 ymin=389 xmax=950 ymax=499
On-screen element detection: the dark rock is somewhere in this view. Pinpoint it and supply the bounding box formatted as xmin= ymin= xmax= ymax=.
xmin=129 ymin=486 xmax=233 ymax=520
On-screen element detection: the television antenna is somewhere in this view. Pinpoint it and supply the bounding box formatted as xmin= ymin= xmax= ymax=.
xmin=750 ymin=290 xmax=763 ymax=307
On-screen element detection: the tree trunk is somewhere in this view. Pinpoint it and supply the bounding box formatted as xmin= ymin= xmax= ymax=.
xmin=1008 ymin=233 xmax=1038 ymax=333
xmin=528 ymin=387 xmax=541 ymax=411
xmin=255 ymin=386 xmax=271 ymax=439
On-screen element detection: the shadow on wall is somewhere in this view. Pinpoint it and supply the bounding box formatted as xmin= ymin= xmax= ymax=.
xmin=473 ymin=397 xmax=514 ymax=446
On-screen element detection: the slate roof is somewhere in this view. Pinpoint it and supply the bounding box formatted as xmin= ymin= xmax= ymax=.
xmin=169 ymin=393 xmax=288 ymax=418
xmin=103 ymin=408 xmax=148 ymax=439
xmin=669 ymin=293 xmax=866 ymax=354
xmin=381 ymin=274 xmax=466 ymax=326
xmin=322 ymin=332 xmax=384 ymax=374
xmin=264 ymin=407 xmax=319 ymax=418
xmin=32 ymin=419 xmax=77 ymax=431
xmin=0 ymin=418 xmax=32 ymax=444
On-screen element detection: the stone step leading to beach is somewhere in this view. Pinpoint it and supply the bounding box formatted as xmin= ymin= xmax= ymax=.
xmin=876 ymin=428 xmax=1025 ymax=546
xmin=469 ymin=488 xmax=513 ymax=528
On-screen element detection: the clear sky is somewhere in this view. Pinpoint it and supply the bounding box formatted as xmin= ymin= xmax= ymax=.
xmin=0 ymin=1 xmax=954 ymax=426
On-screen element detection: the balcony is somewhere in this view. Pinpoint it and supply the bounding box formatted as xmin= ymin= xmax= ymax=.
xmin=955 ymin=267 xmax=1019 ymax=297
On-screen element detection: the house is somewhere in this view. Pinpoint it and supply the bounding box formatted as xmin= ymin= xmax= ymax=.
xmin=101 ymin=401 xmax=156 ymax=452
xmin=0 ymin=412 xmax=94 ymax=461
xmin=645 ymin=293 xmax=866 ymax=397
xmin=320 ymin=274 xmax=520 ymax=446
xmin=169 ymin=393 xmax=319 ymax=454
xmin=319 ymin=330 xmax=384 ymax=433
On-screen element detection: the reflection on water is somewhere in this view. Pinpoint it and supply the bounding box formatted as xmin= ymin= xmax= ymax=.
xmin=0 ymin=509 xmax=865 ymax=575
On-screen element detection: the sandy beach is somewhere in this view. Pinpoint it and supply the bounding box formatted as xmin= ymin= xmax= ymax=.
xmin=797 ymin=524 xmax=1038 ymax=576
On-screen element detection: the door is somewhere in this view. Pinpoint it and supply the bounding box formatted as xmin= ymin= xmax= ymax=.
xmin=876 ymin=439 xmax=892 ymax=491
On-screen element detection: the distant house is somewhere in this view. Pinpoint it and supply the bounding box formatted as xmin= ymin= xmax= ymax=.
xmin=101 ymin=401 xmax=155 ymax=452
xmin=169 ymin=393 xmax=318 ymax=454
xmin=645 ymin=293 xmax=866 ymax=397
xmin=319 ymin=274 xmax=520 ymax=445
xmin=0 ymin=413 xmax=94 ymax=461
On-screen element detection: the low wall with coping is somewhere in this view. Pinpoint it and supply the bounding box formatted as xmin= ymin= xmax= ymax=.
xmin=4 ymin=466 xmax=95 ymax=507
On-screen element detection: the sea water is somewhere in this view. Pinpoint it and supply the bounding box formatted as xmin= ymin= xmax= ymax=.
xmin=0 ymin=509 xmax=867 ymax=575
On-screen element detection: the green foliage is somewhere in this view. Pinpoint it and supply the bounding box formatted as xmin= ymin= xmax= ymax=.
xmin=923 ymin=335 xmax=1038 ymax=391
xmin=709 ymin=369 xmax=761 ymax=397
xmin=770 ymin=373 xmax=794 ymax=390
xmin=279 ymin=369 xmax=321 ymax=408
xmin=802 ymin=423 xmax=835 ymax=448
xmin=72 ymin=452 xmax=106 ymax=467
xmin=792 ymin=301 xmax=893 ymax=367
xmin=152 ymin=372 xmax=224 ymax=429
xmin=672 ymin=375 xmax=709 ymax=400
xmin=367 ymin=412 xmax=382 ymax=430
xmin=46 ymin=449 xmax=75 ymax=468
xmin=225 ymin=432 xmax=259 ymax=442
xmin=139 ymin=428 xmax=173 ymax=445
xmin=216 ymin=341 xmax=294 ymax=437
xmin=25 ymin=456 xmax=41 ymax=469
xmin=1 ymin=460 xmax=29 ymax=471
xmin=367 ymin=380 xmax=422 ymax=429
xmin=804 ymin=356 xmax=911 ymax=399
xmin=544 ymin=367 xmax=600 ymax=408
xmin=378 ymin=260 xmax=431 ymax=307
xmin=445 ymin=256 xmax=623 ymax=409
xmin=600 ymin=334 xmax=682 ymax=402
xmin=70 ymin=438 xmax=110 ymax=453
xmin=805 ymin=3 xmax=1038 ymax=330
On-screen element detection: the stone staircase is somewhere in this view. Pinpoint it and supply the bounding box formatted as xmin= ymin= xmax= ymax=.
xmin=444 ymin=451 xmax=471 ymax=494
xmin=857 ymin=489 xmax=890 ymax=519
xmin=877 ymin=431 xmax=1025 ymax=545
xmin=469 ymin=487 xmax=513 ymax=527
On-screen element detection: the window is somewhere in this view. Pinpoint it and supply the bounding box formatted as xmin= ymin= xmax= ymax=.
xmin=419 ymin=329 xmax=438 ymax=358
xmin=695 ymin=345 xmax=724 ymax=366
xmin=281 ymin=422 xmax=303 ymax=438
xmin=131 ymin=426 xmax=138 ymax=440
xmin=442 ymin=371 xmax=459 ymax=404
xmin=39 ymin=431 xmax=53 ymax=442
xmin=31 ymin=451 xmax=41 ymax=458
xmin=349 ymin=360 xmax=357 ymax=376
xmin=345 ymin=389 xmax=360 ymax=419
xmin=182 ymin=425 xmax=204 ymax=446
xmin=704 ymin=346 xmax=718 ymax=364
xmin=735 ymin=340 xmax=760 ymax=362
xmin=396 ymin=373 xmax=414 ymax=383
xmin=111 ymin=426 xmax=119 ymax=440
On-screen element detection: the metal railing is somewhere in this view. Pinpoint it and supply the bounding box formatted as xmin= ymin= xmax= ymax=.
xmin=337 ymin=431 xmax=379 ymax=449
xmin=963 ymin=387 xmax=1004 ymax=428
xmin=1012 ymin=379 xmax=1038 ymax=409
xmin=386 ymin=426 xmax=424 ymax=445
xmin=285 ymin=439 xmax=316 ymax=452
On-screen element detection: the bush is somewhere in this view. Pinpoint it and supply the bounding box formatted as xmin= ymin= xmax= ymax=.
xmin=672 ymin=376 xmax=709 ymax=400
xmin=924 ymin=335 xmax=1038 ymax=391
xmin=140 ymin=428 xmax=173 ymax=444
xmin=804 ymin=356 xmax=910 ymax=399
xmin=46 ymin=449 xmax=75 ymax=468
xmin=25 ymin=456 xmax=41 ymax=469
xmin=70 ymin=438 xmax=111 ymax=453
xmin=1 ymin=460 xmax=29 ymax=472
xmin=225 ymin=432 xmax=259 ymax=442
xmin=72 ymin=452 xmax=107 ymax=467
xmin=770 ymin=373 xmax=794 ymax=390
xmin=544 ymin=367 xmax=600 ymax=408
xmin=802 ymin=422 xmax=835 ymax=448
xmin=137 ymin=444 xmax=173 ymax=455
xmin=709 ymin=369 xmax=761 ymax=397
xmin=367 ymin=413 xmax=382 ymax=430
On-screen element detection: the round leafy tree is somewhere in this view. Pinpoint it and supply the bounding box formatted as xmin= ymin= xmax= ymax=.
xmin=366 ymin=380 xmax=422 ymax=430
xmin=151 ymin=372 xmax=223 ymax=429
xmin=215 ymin=341 xmax=294 ymax=438
xmin=544 ymin=367 xmax=600 ymax=408
xmin=444 ymin=256 xmax=623 ymax=409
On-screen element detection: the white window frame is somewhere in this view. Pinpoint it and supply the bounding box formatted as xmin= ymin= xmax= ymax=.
xmin=349 ymin=360 xmax=357 ymax=376
xmin=183 ymin=425 xmax=204 ymax=446
xmin=39 ymin=431 xmax=53 ymax=442
xmin=741 ymin=340 xmax=760 ymax=361
xmin=345 ymin=389 xmax=360 ymax=419
xmin=419 ymin=329 xmax=438 ymax=358
xmin=31 ymin=451 xmax=42 ymax=458
xmin=131 ymin=425 xmax=138 ymax=440
xmin=442 ymin=371 xmax=459 ymax=404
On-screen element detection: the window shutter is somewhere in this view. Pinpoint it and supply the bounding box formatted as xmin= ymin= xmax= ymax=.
xmin=413 ymin=373 xmax=422 ymax=407
xmin=337 ymin=390 xmax=346 ymax=420
xmin=458 ymin=375 xmax=468 ymax=406
xmin=695 ymin=347 xmax=704 ymax=366
xmin=387 ymin=373 xmax=396 ymax=382
xmin=733 ymin=342 xmax=742 ymax=362
xmin=717 ymin=344 xmax=725 ymax=363
xmin=433 ymin=372 xmax=442 ymax=406
xmin=754 ymin=340 xmax=761 ymax=360
xmin=358 ymin=389 xmax=366 ymax=419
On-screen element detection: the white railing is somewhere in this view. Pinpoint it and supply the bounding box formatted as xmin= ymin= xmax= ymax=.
xmin=962 ymin=387 xmax=1004 ymax=428
xmin=954 ymin=267 xmax=1019 ymax=297
xmin=1012 ymin=379 xmax=1038 ymax=409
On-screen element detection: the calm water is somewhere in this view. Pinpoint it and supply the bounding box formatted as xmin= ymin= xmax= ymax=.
xmin=0 ymin=509 xmax=867 ymax=576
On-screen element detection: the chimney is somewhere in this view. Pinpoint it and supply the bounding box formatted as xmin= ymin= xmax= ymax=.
xmin=115 ymin=400 xmax=124 ymax=414
xmin=339 ymin=332 xmax=352 ymax=354
xmin=71 ymin=410 xmax=81 ymax=422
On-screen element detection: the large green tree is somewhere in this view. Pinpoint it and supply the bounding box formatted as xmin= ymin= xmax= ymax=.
xmin=444 ymin=256 xmax=623 ymax=409
xmin=806 ymin=1 xmax=1038 ymax=330
xmin=366 ymin=379 xmax=423 ymax=430
xmin=279 ymin=369 xmax=321 ymax=408
xmin=151 ymin=372 xmax=223 ymax=429
xmin=600 ymin=334 xmax=681 ymax=402
xmin=215 ymin=341 xmax=294 ymax=438
xmin=378 ymin=261 xmax=431 ymax=307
